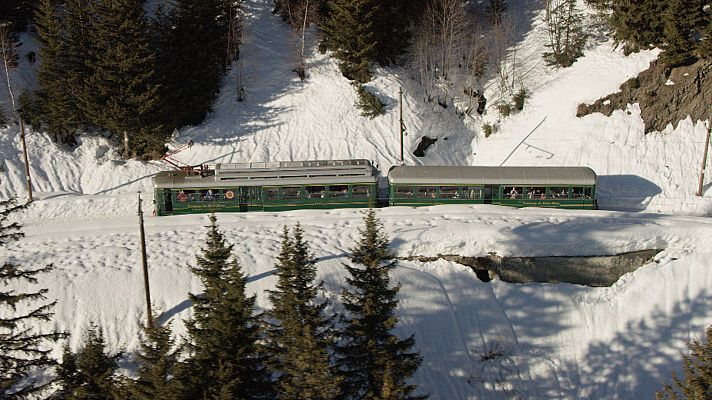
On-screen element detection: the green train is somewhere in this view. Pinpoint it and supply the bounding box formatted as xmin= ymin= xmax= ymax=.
xmin=152 ymin=160 xmax=596 ymax=216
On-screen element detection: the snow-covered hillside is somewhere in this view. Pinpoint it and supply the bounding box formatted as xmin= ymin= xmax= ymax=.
xmin=1 ymin=0 xmax=712 ymax=399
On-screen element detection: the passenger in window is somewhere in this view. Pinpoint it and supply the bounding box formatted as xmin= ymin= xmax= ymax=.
xmin=177 ymin=190 xmax=188 ymax=202
xmin=509 ymin=188 xmax=518 ymax=199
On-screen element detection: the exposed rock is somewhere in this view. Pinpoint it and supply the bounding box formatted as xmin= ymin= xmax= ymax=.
xmin=413 ymin=136 xmax=438 ymax=157
xmin=401 ymin=249 xmax=663 ymax=287
xmin=577 ymin=59 xmax=711 ymax=133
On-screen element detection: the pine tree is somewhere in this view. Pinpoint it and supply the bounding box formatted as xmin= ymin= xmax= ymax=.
xmin=183 ymin=214 xmax=272 ymax=400
xmin=660 ymin=0 xmax=700 ymax=66
xmin=80 ymin=0 xmax=163 ymax=158
xmin=266 ymin=225 xmax=341 ymax=400
xmin=700 ymin=15 xmax=712 ymax=58
xmin=157 ymin=0 xmax=227 ymax=129
xmin=62 ymin=0 xmax=95 ymax=133
xmin=372 ymin=0 xmax=425 ymax=66
xmin=657 ymin=325 xmax=712 ymax=400
xmin=322 ymin=0 xmax=378 ymax=83
xmin=0 ymin=197 xmax=63 ymax=399
xmin=34 ymin=0 xmax=76 ymax=143
xmin=337 ymin=210 xmax=424 ymax=400
xmin=55 ymin=325 xmax=122 ymax=400
xmin=127 ymin=323 xmax=185 ymax=400
xmin=609 ymin=0 xmax=667 ymax=53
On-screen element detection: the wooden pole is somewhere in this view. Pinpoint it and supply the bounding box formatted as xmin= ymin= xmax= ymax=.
xmin=697 ymin=124 xmax=711 ymax=197
xmin=19 ymin=119 xmax=33 ymax=203
xmin=138 ymin=192 xmax=153 ymax=329
xmin=399 ymin=87 xmax=404 ymax=163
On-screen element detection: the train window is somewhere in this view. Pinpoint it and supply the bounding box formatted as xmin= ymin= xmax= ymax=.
xmin=416 ymin=186 xmax=436 ymax=198
xmin=249 ymin=187 xmax=261 ymax=201
xmin=201 ymin=189 xmax=219 ymax=201
xmin=585 ymin=187 xmax=593 ymax=198
xmin=572 ymin=187 xmax=591 ymax=198
xmin=524 ymin=187 xmax=546 ymax=200
xmin=548 ymin=187 xmax=569 ymax=198
xmin=281 ymin=187 xmax=302 ymax=199
xmin=503 ymin=186 xmax=522 ymax=199
xmin=394 ymin=186 xmax=413 ymax=197
xmin=438 ymin=187 xmax=459 ymax=198
xmin=352 ymin=185 xmax=371 ymax=198
xmin=329 ymin=185 xmax=348 ymax=197
xmin=265 ymin=188 xmax=279 ymax=200
xmin=306 ymin=186 xmax=326 ymax=199
xmin=463 ymin=187 xmax=482 ymax=199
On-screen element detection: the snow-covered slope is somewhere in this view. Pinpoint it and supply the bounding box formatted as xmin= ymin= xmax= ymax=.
xmin=1 ymin=0 xmax=712 ymax=399
xmin=4 ymin=206 xmax=712 ymax=399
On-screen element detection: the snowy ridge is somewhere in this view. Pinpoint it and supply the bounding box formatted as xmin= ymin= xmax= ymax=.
xmin=1 ymin=0 xmax=712 ymax=398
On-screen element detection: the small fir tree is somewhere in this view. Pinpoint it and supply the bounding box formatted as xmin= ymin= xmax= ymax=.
xmin=609 ymin=0 xmax=667 ymax=54
xmin=322 ymin=0 xmax=378 ymax=83
xmin=62 ymin=0 xmax=96 ymax=134
xmin=266 ymin=224 xmax=341 ymax=400
xmin=127 ymin=323 xmax=186 ymax=400
xmin=183 ymin=214 xmax=273 ymax=399
xmin=657 ymin=325 xmax=712 ymax=400
xmin=337 ymin=210 xmax=425 ymax=400
xmin=0 ymin=198 xmax=63 ymax=399
xmin=355 ymin=85 xmax=385 ymax=119
xmin=543 ymin=0 xmax=587 ymax=67
xmin=55 ymin=325 xmax=122 ymax=400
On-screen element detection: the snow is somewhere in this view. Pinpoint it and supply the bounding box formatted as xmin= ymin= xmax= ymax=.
xmin=1 ymin=0 xmax=712 ymax=398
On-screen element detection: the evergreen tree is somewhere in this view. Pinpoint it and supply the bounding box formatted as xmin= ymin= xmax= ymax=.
xmin=322 ymin=0 xmax=378 ymax=82
xmin=156 ymin=0 xmax=228 ymax=129
xmin=55 ymin=325 xmax=121 ymax=400
xmin=372 ymin=0 xmax=425 ymax=66
xmin=183 ymin=214 xmax=272 ymax=399
xmin=700 ymin=15 xmax=712 ymax=58
xmin=337 ymin=210 xmax=424 ymax=400
xmin=34 ymin=0 xmax=75 ymax=143
xmin=661 ymin=0 xmax=698 ymax=67
xmin=609 ymin=0 xmax=667 ymax=53
xmin=127 ymin=323 xmax=185 ymax=400
xmin=62 ymin=0 xmax=95 ymax=134
xmin=0 ymin=198 xmax=63 ymax=399
xmin=486 ymin=0 xmax=509 ymax=25
xmin=266 ymin=225 xmax=341 ymax=400
xmin=657 ymin=325 xmax=712 ymax=400
xmin=80 ymin=0 xmax=163 ymax=158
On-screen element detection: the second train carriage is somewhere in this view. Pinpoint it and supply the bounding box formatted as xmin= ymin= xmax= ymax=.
xmin=153 ymin=159 xmax=378 ymax=216
xmin=388 ymin=165 xmax=597 ymax=209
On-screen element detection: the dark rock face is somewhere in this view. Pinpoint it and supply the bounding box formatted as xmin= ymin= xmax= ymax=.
xmin=577 ymin=59 xmax=711 ymax=133
xmin=413 ymin=136 xmax=438 ymax=157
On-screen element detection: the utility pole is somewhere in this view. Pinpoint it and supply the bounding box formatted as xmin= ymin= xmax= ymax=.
xmin=697 ymin=123 xmax=712 ymax=197
xmin=19 ymin=119 xmax=32 ymax=202
xmin=399 ymin=87 xmax=406 ymax=163
xmin=138 ymin=192 xmax=153 ymax=329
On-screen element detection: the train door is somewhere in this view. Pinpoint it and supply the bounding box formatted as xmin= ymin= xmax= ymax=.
xmin=163 ymin=189 xmax=173 ymax=213
xmin=238 ymin=187 xmax=249 ymax=212
xmin=484 ymin=185 xmax=496 ymax=204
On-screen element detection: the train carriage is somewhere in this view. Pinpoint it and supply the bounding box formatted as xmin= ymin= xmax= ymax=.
xmin=388 ymin=165 xmax=597 ymax=209
xmin=153 ymin=159 xmax=378 ymax=216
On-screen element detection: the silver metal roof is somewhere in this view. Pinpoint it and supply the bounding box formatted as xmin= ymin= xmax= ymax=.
xmin=153 ymin=159 xmax=378 ymax=189
xmin=387 ymin=166 xmax=597 ymax=186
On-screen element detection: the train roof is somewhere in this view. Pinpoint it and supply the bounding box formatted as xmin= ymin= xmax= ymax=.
xmin=388 ymin=166 xmax=597 ymax=186
xmin=153 ymin=159 xmax=378 ymax=189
